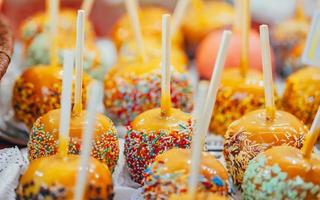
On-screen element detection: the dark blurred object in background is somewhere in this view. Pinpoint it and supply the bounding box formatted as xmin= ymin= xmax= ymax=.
xmin=0 ymin=14 xmax=13 ymax=80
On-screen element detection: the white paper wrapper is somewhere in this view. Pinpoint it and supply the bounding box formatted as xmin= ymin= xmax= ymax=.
xmin=0 ymin=141 xmax=142 ymax=200
xmin=0 ymin=147 xmax=28 ymax=200
xmin=0 ymin=137 xmax=227 ymax=200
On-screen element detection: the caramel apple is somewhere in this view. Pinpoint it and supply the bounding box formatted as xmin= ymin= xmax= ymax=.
xmin=209 ymin=69 xmax=266 ymax=135
xmin=143 ymin=148 xmax=232 ymax=199
xmin=16 ymin=154 xmax=113 ymax=199
xmin=20 ymin=8 xmax=107 ymax=79
xmin=207 ymin=0 xmax=271 ymax=136
xmin=182 ymin=0 xmax=234 ymax=52
xmin=196 ymin=30 xmax=275 ymax=80
xmin=243 ymin=106 xmax=320 ymax=199
xmin=20 ymin=9 xmax=95 ymax=50
xmin=103 ymin=58 xmax=193 ymax=126
xmin=112 ymin=6 xmax=184 ymax=49
xmin=25 ymin=32 xmax=106 ymax=80
xmin=124 ymin=108 xmax=193 ymax=183
xmin=282 ymin=67 xmax=320 ymax=128
xmin=271 ymin=4 xmax=310 ymax=77
xmin=224 ymin=109 xmax=308 ymax=186
xmin=28 ymin=109 xmax=119 ymax=171
xmin=243 ymin=146 xmax=320 ymax=199
xmin=12 ymin=65 xmax=90 ymax=128
xmin=124 ymin=15 xmax=193 ymax=184
xmin=18 ymin=63 xmax=114 ymax=199
xmin=224 ymin=24 xmax=308 ymax=187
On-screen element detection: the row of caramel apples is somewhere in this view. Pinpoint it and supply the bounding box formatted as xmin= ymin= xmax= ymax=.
xmin=13 ymin=0 xmax=320 ymax=143
xmin=16 ymin=9 xmax=320 ymax=198
xmin=13 ymin=0 xmax=320 ymax=199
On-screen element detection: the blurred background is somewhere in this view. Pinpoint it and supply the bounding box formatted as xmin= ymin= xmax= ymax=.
xmin=1 ymin=0 xmax=318 ymax=38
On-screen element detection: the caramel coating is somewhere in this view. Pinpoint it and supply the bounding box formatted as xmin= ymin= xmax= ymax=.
xmin=143 ymin=148 xmax=232 ymax=200
xmin=243 ymin=146 xmax=320 ymax=200
xmin=131 ymin=107 xmax=190 ymax=132
xmin=271 ymin=18 xmax=309 ymax=76
xmin=20 ymin=9 xmax=95 ymax=49
xmin=112 ymin=6 xmax=184 ymax=49
xmin=16 ymin=154 xmax=113 ymax=200
xmin=224 ymin=109 xmax=308 ymax=186
xmin=114 ymin=57 xmax=185 ymax=76
xmin=28 ymin=109 xmax=119 ymax=171
xmin=25 ymin=33 xmax=102 ymax=77
xmin=19 ymin=10 xmax=106 ymax=79
xmin=12 ymin=66 xmax=90 ymax=128
xmin=283 ymin=67 xmax=320 ymax=128
xmin=118 ymin=37 xmax=188 ymax=70
xmin=103 ymin=59 xmax=193 ymax=126
xmin=210 ymin=69 xmax=267 ymax=136
xmin=124 ymin=108 xmax=193 ymax=183
xmin=182 ymin=0 xmax=234 ymax=50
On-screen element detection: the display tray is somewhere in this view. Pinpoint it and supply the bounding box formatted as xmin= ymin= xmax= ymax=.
xmin=0 ymin=141 xmax=230 ymax=200
xmin=1 ymin=39 xmax=316 ymax=200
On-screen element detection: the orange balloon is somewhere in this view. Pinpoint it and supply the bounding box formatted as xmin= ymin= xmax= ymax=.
xmin=196 ymin=29 xmax=275 ymax=80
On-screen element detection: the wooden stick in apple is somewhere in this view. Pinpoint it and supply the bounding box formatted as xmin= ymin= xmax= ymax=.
xmin=260 ymin=24 xmax=275 ymax=121
xmin=124 ymin=0 xmax=146 ymax=62
xmin=73 ymin=10 xmax=85 ymax=115
xmin=57 ymin=50 xmax=74 ymax=156
xmin=74 ymin=82 xmax=101 ymax=200
xmin=160 ymin=14 xmax=172 ymax=116
xmin=188 ymin=30 xmax=232 ymax=198
xmin=240 ymin=0 xmax=250 ymax=78
xmin=47 ymin=0 xmax=59 ymax=67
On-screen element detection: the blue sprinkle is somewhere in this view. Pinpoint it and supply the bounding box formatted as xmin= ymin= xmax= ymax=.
xmin=145 ymin=167 xmax=152 ymax=175
xmin=212 ymin=176 xmax=224 ymax=187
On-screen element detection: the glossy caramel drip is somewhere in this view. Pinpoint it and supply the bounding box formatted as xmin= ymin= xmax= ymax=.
xmin=18 ymin=154 xmax=112 ymax=199
xmin=228 ymin=109 xmax=308 ymax=144
xmin=21 ymin=65 xmax=62 ymax=95
xmin=131 ymin=108 xmax=191 ymax=132
xmin=221 ymin=68 xmax=264 ymax=95
xmin=263 ymin=146 xmax=320 ymax=184
xmin=38 ymin=109 xmax=115 ymax=140
xmin=154 ymin=148 xmax=228 ymax=181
